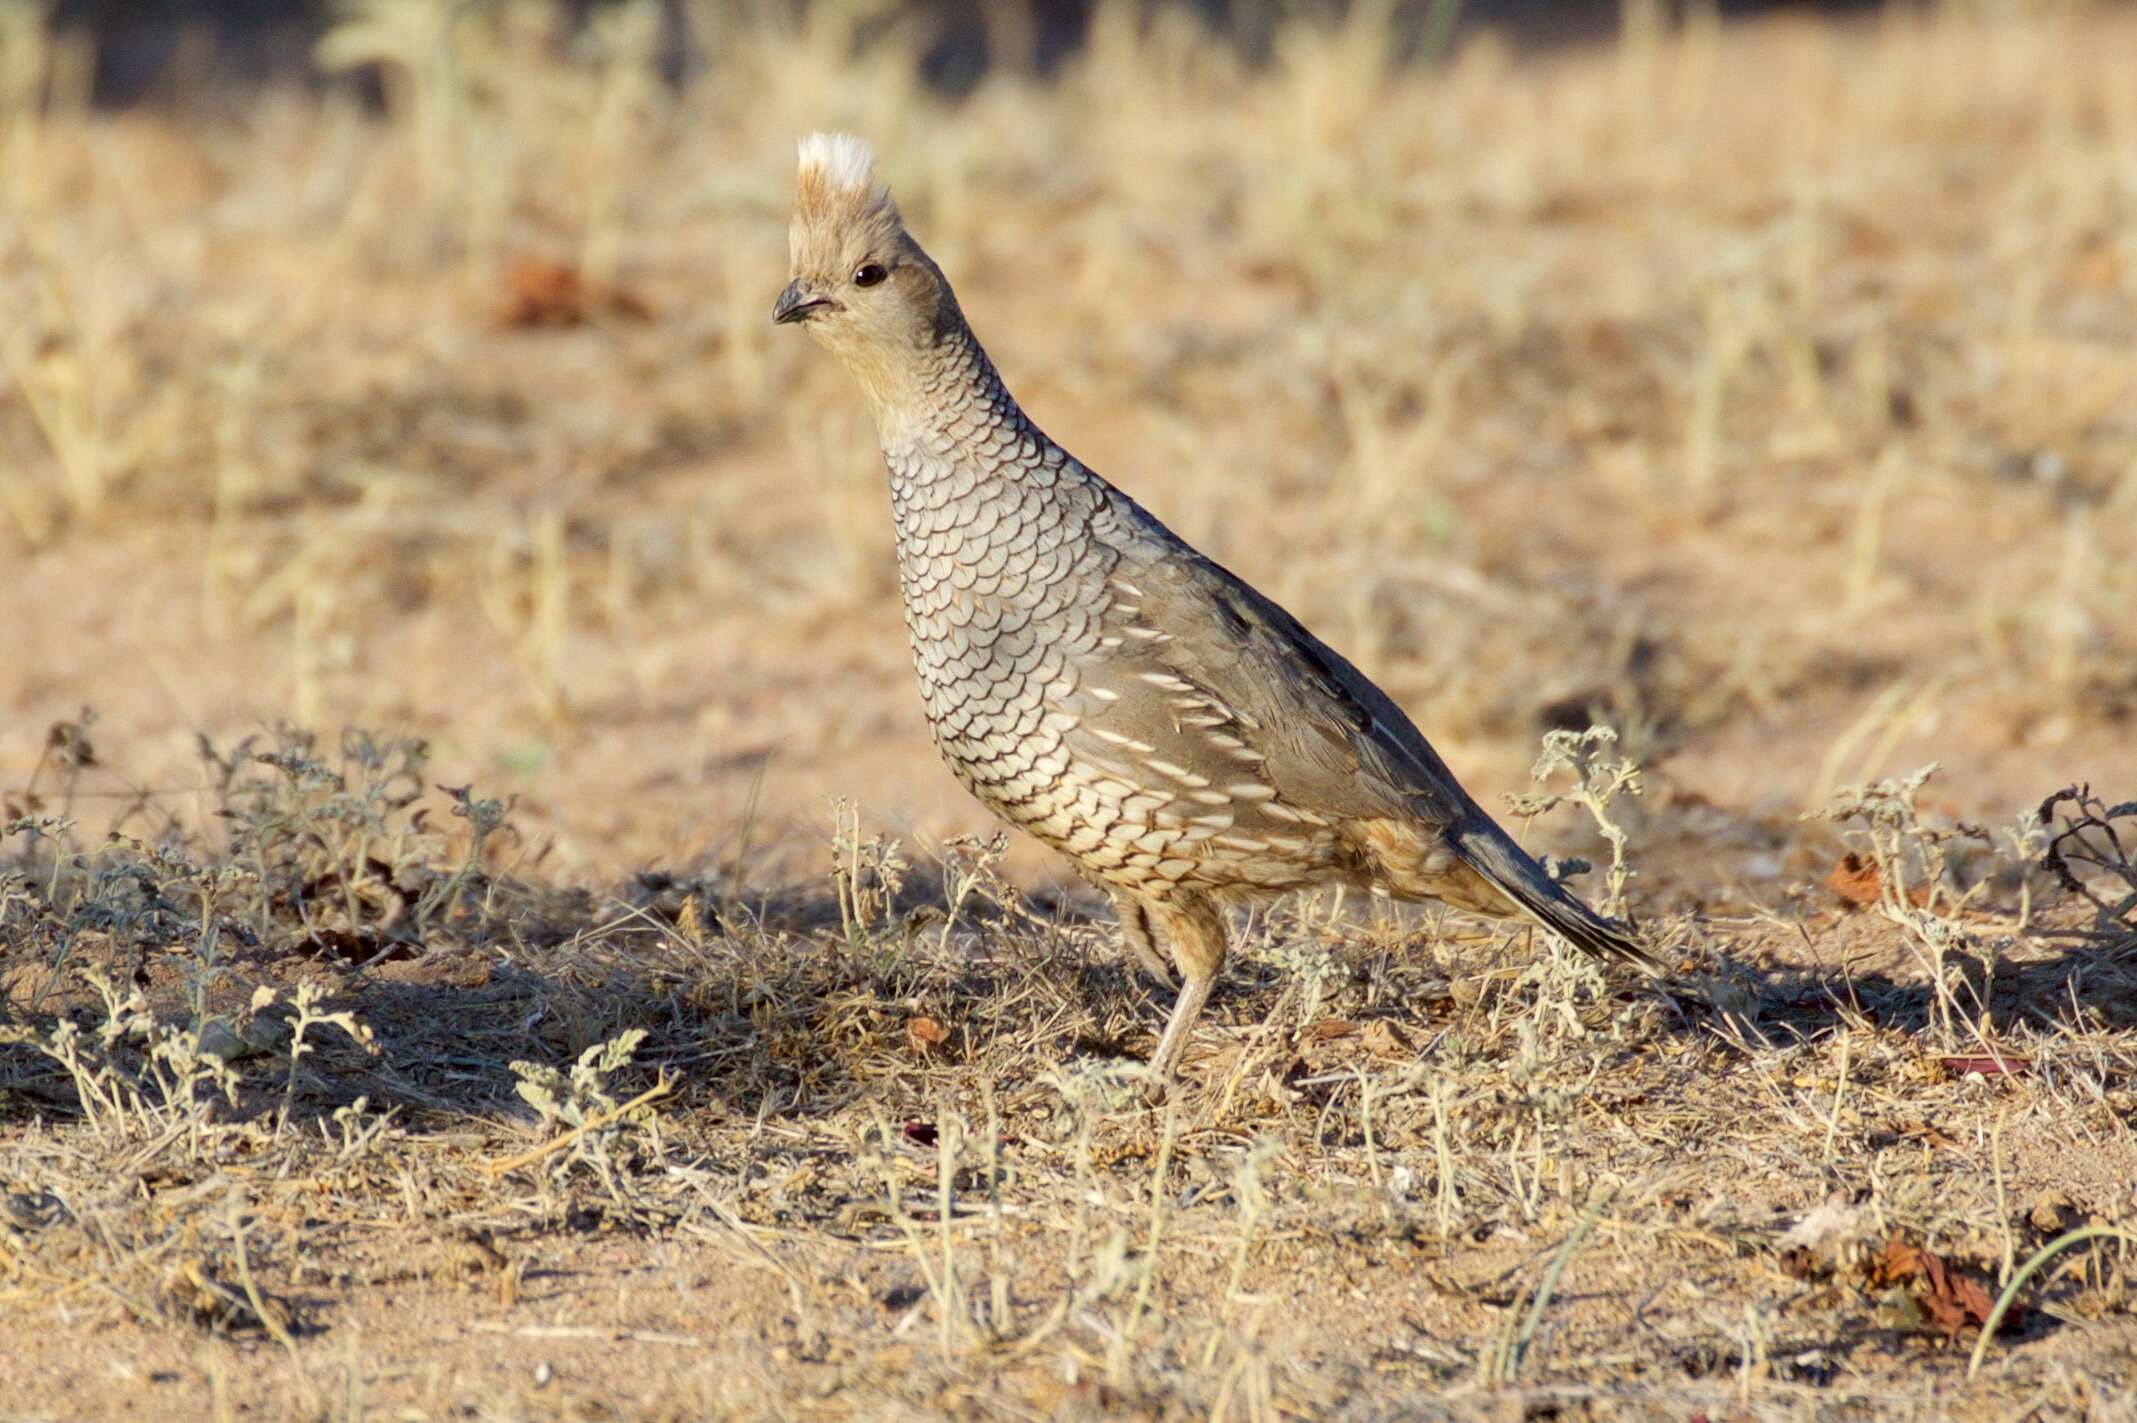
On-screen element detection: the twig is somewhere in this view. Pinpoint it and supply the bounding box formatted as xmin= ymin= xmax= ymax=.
xmin=228 ymin=1204 xmax=309 ymax=1395
xmin=469 ymin=1322 xmax=707 ymax=1346
xmin=1821 ymin=1030 xmax=1851 ymax=1165
xmin=1968 ymin=1226 xmax=2137 ymax=1378
xmin=1502 ymin=1184 xmax=1615 ymax=1382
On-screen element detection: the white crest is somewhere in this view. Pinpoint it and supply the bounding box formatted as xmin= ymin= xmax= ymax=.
xmin=797 ymin=132 xmax=877 ymax=197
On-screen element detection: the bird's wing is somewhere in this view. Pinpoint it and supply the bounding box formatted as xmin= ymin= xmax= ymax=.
xmin=1065 ymin=504 xmax=1479 ymax=835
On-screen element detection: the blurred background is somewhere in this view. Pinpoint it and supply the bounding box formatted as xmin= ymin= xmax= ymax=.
xmin=47 ymin=2 xmax=1899 ymax=97
xmin=2 ymin=0 xmax=2133 ymax=903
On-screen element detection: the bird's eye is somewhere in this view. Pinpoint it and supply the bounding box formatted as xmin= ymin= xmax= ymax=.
xmin=853 ymin=262 xmax=888 ymax=288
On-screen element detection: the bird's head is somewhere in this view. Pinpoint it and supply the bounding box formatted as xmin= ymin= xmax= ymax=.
xmin=774 ymin=133 xmax=956 ymax=401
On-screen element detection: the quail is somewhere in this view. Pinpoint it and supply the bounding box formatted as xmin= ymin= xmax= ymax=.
xmin=773 ymin=133 xmax=1661 ymax=1087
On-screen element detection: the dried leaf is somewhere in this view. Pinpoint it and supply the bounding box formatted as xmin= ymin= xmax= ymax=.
xmin=499 ymin=257 xmax=653 ymax=327
xmin=1866 ymin=1235 xmax=1924 ymax=1288
xmin=1827 ymin=852 xmax=1884 ymax=907
xmin=1864 ymin=1234 xmax=2013 ymax=1339
xmin=906 ymin=1016 xmax=948 ymax=1052
xmin=1929 ymin=1271 xmax=1998 ymax=1338
xmin=1829 ymin=846 xmax=1948 ymax=901
xmin=1826 ymin=852 xmax=1933 ymax=909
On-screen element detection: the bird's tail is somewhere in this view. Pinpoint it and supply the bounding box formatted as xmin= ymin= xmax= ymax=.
xmin=1451 ymin=816 xmax=1665 ymax=976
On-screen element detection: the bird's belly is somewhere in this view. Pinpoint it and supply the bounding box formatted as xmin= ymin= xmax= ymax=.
xmin=910 ymin=643 xmax=1344 ymax=897
xmin=894 ymin=534 xmax=1344 ymax=897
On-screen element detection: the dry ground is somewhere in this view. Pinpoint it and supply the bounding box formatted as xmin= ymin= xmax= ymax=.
xmin=3 ymin=2 xmax=2137 ymax=1419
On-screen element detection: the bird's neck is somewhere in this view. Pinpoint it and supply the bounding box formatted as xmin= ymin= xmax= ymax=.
xmin=858 ymin=322 xmax=1034 ymax=474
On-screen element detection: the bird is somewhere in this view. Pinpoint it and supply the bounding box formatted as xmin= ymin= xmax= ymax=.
xmin=773 ymin=133 xmax=1663 ymax=1089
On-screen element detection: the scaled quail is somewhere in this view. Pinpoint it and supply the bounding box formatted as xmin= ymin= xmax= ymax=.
xmin=774 ymin=133 xmax=1663 ymax=1087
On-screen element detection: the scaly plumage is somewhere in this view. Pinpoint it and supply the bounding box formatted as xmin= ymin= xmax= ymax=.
xmin=774 ymin=133 xmax=1663 ymax=1089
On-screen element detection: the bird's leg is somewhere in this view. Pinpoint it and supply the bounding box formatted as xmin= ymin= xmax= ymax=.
xmin=1110 ymin=890 xmax=1177 ymax=988
xmin=1144 ymin=893 xmax=1227 ymax=1096
xmin=1147 ymin=974 xmax=1213 ymax=1091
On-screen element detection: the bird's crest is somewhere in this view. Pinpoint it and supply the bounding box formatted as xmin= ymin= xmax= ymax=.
xmin=794 ymin=132 xmax=903 ymax=250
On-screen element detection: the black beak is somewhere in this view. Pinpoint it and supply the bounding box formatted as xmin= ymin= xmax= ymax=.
xmin=772 ymin=279 xmax=834 ymax=325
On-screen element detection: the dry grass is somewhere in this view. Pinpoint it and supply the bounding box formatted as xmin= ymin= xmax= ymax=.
xmin=3 ymin=725 xmax=2134 ymax=1419
xmin=3 ymin=1 xmax=2137 ymax=1417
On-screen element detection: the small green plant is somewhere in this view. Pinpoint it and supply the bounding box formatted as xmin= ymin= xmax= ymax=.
xmin=1505 ymin=724 xmax=1643 ymax=917
xmin=1 ymin=967 xmax=239 ymax=1155
xmin=1809 ymin=764 xmax=1995 ymax=1044
xmin=270 ymin=980 xmax=378 ymax=1131
xmin=509 ymin=1026 xmax=654 ymax=1177
xmin=1266 ymin=935 xmax=1345 ymax=1030
xmin=828 ymin=799 xmax=911 ymax=955
xmin=934 ymin=829 xmax=1011 ymax=955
